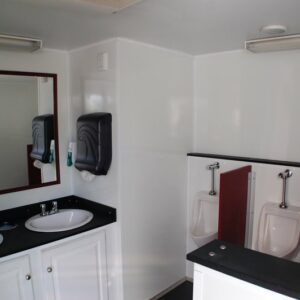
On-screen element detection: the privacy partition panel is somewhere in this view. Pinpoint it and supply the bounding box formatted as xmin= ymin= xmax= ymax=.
xmin=218 ymin=166 xmax=252 ymax=246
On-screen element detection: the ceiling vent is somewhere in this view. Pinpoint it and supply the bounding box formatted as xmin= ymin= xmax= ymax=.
xmin=245 ymin=34 xmax=300 ymax=53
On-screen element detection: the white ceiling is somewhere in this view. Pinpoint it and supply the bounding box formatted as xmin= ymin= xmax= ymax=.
xmin=1 ymin=0 xmax=300 ymax=54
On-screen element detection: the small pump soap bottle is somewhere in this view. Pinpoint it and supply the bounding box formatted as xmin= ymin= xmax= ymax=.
xmin=48 ymin=140 xmax=55 ymax=163
xmin=67 ymin=142 xmax=73 ymax=167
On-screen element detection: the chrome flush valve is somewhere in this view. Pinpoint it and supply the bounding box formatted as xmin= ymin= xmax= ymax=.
xmin=207 ymin=162 xmax=220 ymax=196
xmin=278 ymin=169 xmax=293 ymax=209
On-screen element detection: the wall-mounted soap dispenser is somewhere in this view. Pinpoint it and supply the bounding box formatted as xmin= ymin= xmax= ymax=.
xmin=75 ymin=113 xmax=112 ymax=175
xmin=30 ymin=114 xmax=54 ymax=163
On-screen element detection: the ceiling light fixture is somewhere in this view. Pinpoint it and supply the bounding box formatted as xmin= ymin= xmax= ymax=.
xmin=245 ymin=34 xmax=300 ymax=53
xmin=80 ymin=0 xmax=142 ymax=12
xmin=260 ymin=25 xmax=287 ymax=35
xmin=0 ymin=34 xmax=42 ymax=52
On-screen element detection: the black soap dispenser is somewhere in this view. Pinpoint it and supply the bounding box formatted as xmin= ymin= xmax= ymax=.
xmin=75 ymin=113 xmax=112 ymax=175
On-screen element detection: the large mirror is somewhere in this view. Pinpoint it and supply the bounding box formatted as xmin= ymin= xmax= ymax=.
xmin=0 ymin=71 xmax=60 ymax=194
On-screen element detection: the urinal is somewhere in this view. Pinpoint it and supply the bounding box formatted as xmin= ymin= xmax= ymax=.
xmin=257 ymin=202 xmax=300 ymax=258
xmin=190 ymin=191 xmax=219 ymax=247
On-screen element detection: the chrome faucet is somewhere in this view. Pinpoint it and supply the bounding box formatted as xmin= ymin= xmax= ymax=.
xmin=40 ymin=201 xmax=59 ymax=216
xmin=207 ymin=162 xmax=220 ymax=196
xmin=40 ymin=204 xmax=47 ymax=216
xmin=278 ymin=169 xmax=293 ymax=209
xmin=49 ymin=201 xmax=59 ymax=215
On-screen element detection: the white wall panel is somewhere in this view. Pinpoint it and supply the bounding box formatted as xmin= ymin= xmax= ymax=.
xmin=118 ymin=39 xmax=193 ymax=300
xmin=69 ymin=39 xmax=123 ymax=300
xmin=70 ymin=40 xmax=119 ymax=208
xmin=194 ymin=49 xmax=300 ymax=162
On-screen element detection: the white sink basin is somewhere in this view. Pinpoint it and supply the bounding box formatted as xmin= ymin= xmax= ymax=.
xmin=25 ymin=209 xmax=93 ymax=232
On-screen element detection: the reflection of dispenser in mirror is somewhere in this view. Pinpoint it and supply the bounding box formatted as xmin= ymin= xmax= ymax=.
xmin=30 ymin=114 xmax=54 ymax=163
xmin=75 ymin=113 xmax=112 ymax=181
xmin=30 ymin=114 xmax=56 ymax=184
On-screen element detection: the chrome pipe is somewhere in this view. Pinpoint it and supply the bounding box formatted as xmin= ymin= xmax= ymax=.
xmin=207 ymin=162 xmax=220 ymax=196
xmin=278 ymin=169 xmax=292 ymax=209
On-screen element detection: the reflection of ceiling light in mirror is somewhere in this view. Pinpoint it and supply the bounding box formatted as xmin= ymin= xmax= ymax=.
xmin=260 ymin=25 xmax=287 ymax=35
xmin=0 ymin=34 xmax=42 ymax=52
xmin=245 ymin=35 xmax=300 ymax=53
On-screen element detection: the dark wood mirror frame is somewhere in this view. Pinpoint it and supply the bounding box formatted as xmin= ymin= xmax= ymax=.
xmin=0 ymin=70 xmax=60 ymax=195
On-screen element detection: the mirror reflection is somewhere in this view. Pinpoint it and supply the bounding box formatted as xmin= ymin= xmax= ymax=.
xmin=0 ymin=72 xmax=59 ymax=193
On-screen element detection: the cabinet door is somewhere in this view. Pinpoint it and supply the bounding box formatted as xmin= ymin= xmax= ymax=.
xmin=193 ymin=266 xmax=292 ymax=300
xmin=41 ymin=231 xmax=108 ymax=300
xmin=0 ymin=255 xmax=35 ymax=300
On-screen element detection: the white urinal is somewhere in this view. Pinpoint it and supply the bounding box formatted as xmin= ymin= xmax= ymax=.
xmin=257 ymin=202 xmax=300 ymax=258
xmin=190 ymin=191 xmax=219 ymax=247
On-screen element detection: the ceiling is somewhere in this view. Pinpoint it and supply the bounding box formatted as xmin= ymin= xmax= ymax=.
xmin=1 ymin=0 xmax=300 ymax=54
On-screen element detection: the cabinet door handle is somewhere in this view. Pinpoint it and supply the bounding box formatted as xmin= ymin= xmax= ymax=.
xmin=47 ymin=267 xmax=53 ymax=273
xmin=25 ymin=274 xmax=31 ymax=280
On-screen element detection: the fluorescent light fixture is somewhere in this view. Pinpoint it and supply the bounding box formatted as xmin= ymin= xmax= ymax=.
xmin=0 ymin=34 xmax=42 ymax=52
xmin=245 ymin=34 xmax=300 ymax=53
xmin=81 ymin=0 xmax=142 ymax=11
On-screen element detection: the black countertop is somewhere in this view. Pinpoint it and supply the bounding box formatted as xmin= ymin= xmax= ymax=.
xmin=187 ymin=240 xmax=300 ymax=299
xmin=0 ymin=195 xmax=116 ymax=258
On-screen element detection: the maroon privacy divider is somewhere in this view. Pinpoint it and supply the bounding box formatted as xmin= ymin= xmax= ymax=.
xmin=218 ymin=166 xmax=252 ymax=246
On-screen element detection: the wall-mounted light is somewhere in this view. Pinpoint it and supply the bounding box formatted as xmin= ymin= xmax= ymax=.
xmin=245 ymin=34 xmax=300 ymax=53
xmin=0 ymin=34 xmax=42 ymax=52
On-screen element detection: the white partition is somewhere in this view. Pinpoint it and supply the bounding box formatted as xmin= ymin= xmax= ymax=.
xmin=193 ymin=264 xmax=293 ymax=300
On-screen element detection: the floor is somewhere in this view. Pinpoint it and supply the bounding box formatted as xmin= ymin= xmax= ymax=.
xmin=157 ymin=281 xmax=193 ymax=300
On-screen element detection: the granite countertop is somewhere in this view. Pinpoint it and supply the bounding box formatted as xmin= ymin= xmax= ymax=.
xmin=0 ymin=195 xmax=116 ymax=258
xmin=187 ymin=239 xmax=300 ymax=299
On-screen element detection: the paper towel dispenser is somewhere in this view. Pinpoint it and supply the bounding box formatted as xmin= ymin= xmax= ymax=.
xmin=30 ymin=114 xmax=54 ymax=163
xmin=75 ymin=113 xmax=112 ymax=175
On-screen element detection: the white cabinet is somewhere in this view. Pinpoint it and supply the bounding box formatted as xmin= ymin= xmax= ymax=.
xmin=41 ymin=231 xmax=108 ymax=300
xmin=0 ymin=229 xmax=108 ymax=300
xmin=193 ymin=264 xmax=293 ymax=300
xmin=0 ymin=255 xmax=35 ymax=300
